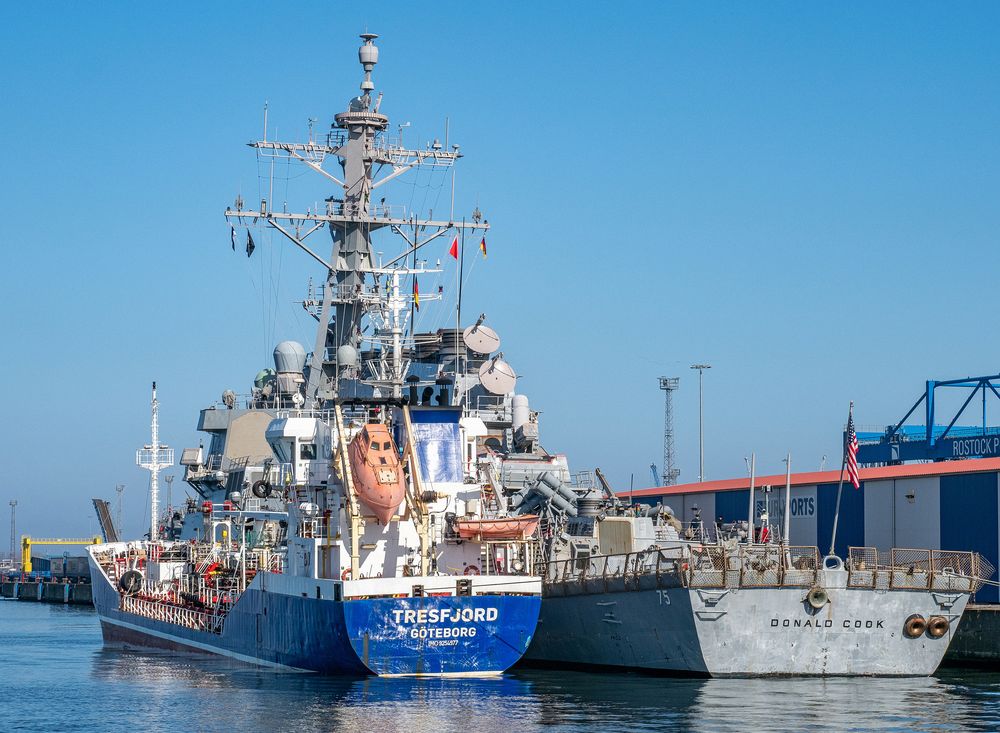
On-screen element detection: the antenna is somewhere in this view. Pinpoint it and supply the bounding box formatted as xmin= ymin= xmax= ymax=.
xmin=115 ymin=484 xmax=125 ymax=540
xmin=8 ymin=500 xmax=16 ymax=569
xmin=136 ymin=382 xmax=174 ymax=541
xmin=463 ymin=314 xmax=501 ymax=354
xmin=478 ymin=353 xmax=517 ymax=395
xmin=658 ymin=377 xmax=680 ymax=485
xmin=164 ymin=474 xmax=174 ymax=518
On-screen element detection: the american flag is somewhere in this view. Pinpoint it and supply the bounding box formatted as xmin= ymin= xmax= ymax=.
xmin=846 ymin=408 xmax=860 ymax=489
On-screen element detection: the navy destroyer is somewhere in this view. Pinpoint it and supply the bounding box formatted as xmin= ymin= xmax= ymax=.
xmin=88 ymin=34 xmax=544 ymax=676
xmin=518 ymin=461 xmax=992 ymax=676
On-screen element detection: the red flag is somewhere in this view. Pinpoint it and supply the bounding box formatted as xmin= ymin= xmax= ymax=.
xmin=479 ymin=236 xmax=487 ymax=259
xmin=412 ymin=278 xmax=420 ymax=311
xmin=449 ymin=235 xmax=459 ymax=260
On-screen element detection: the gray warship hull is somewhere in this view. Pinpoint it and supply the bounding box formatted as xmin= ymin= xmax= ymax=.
xmin=526 ymin=547 xmax=980 ymax=676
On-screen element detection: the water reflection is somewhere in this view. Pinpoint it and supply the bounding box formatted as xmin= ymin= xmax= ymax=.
xmin=83 ymin=649 xmax=1000 ymax=733
xmin=4 ymin=596 xmax=998 ymax=733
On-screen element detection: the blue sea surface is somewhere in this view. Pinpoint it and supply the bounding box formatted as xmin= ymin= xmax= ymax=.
xmin=3 ymin=599 xmax=1000 ymax=732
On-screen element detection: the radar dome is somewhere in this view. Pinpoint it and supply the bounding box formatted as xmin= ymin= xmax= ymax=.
xmin=254 ymin=368 xmax=276 ymax=389
xmin=273 ymin=341 xmax=307 ymax=373
xmin=337 ymin=344 xmax=360 ymax=368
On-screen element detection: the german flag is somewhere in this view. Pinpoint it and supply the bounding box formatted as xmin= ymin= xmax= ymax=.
xmin=413 ymin=278 xmax=420 ymax=311
xmin=479 ymin=236 xmax=487 ymax=259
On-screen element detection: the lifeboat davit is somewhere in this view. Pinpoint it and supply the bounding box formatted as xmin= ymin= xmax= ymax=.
xmin=348 ymin=423 xmax=406 ymax=524
xmin=455 ymin=515 xmax=540 ymax=541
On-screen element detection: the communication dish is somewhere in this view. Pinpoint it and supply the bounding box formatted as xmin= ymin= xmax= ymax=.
xmin=463 ymin=323 xmax=501 ymax=354
xmin=478 ymin=352 xmax=517 ymax=395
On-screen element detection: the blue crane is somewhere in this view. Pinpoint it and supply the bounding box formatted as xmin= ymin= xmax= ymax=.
xmin=856 ymin=374 xmax=1000 ymax=464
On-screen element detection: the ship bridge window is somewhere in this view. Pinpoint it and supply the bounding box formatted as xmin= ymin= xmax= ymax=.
xmin=271 ymin=441 xmax=292 ymax=464
xmin=383 ymin=441 xmax=392 ymax=450
xmin=300 ymin=443 xmax=317 ymax=460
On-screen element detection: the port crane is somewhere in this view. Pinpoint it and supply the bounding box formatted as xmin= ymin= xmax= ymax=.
xmin=21 ymin=537 xmax=102 ymax=574
xmin=857 ymin=373 xmax=1000 ymax=464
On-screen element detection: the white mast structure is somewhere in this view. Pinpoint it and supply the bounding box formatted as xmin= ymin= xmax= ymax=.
xmin=136 ymin=382 xmax=174 ymax=541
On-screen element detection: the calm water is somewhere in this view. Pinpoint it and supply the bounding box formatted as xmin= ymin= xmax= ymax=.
xmin=4 ymin=600 xmax=1000 ymax=733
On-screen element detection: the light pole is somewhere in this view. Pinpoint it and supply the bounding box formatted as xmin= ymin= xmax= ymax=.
xmin=690 ymin=364 xmax=712 ymax=482
xmin=8 ymin=500 xmax=16 ymax=567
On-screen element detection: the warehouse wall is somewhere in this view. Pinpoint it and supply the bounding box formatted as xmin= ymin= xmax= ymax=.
xmin=817 ymin=482 xmax=865 ymax=559
xmin=893 ymin=477 xmax=941 ymax=550
xmin=864 ymin=479 xmax=895 ymax=549
xmin=940 ymin=471 xmax=999 ymax=603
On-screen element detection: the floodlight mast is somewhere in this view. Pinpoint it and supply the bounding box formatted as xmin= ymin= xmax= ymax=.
xmin=224 ymin=33 xmax=489 ymax=406
xmin=658 ymin=377 xmax=680 ymax=486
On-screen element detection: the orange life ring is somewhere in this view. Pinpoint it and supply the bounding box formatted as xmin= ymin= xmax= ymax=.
xmin=464 ymin=565 xmax=480 ymax=576
xmin=341 ymin=568 xmax=351 ymax=581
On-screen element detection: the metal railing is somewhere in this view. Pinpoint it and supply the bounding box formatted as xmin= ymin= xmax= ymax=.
xmin=545 ymin=545 xmax=819 ymax=589
xmin=846 ymin=547 xmax=993 ymax=592
xmin=121 ymin=595 xmax=225 ymax=635
xmin=543 ymin=544 xmax=990 ymax=593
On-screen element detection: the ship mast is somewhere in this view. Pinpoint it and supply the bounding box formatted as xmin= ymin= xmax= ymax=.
xmin=225 ymin=33 xmax=489 ymax=405
xmin=136 ymin=382 xmax=174 ymax=541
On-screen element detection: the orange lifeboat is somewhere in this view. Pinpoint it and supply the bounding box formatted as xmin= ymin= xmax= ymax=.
xmin=455 ymin=514 xmax=540 ymax=541
xmin=348 ymin=423 xmax=406 ymax=524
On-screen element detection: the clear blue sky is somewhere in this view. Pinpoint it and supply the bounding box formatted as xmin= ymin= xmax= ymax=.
xmin=3 ymin=2 xmax=1000 ymax=540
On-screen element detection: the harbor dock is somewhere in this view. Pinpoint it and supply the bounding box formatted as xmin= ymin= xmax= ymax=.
xmin=0 ymin=578 xmax=93 ymax=605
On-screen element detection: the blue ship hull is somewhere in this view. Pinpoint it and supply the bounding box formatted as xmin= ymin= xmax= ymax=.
xmin=92 ymin=568 xmax=539 ymax=676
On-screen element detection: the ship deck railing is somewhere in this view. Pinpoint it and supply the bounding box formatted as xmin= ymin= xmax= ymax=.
xmin=542 ymin=544 xmax=991 ymax=593
xmin=471 ymin=394 xmax=510 ymax=423
xmin=121 ymin=594 xmax=226 ymax=634
xmin=845 ymin=547 xmax=993 ymax=593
